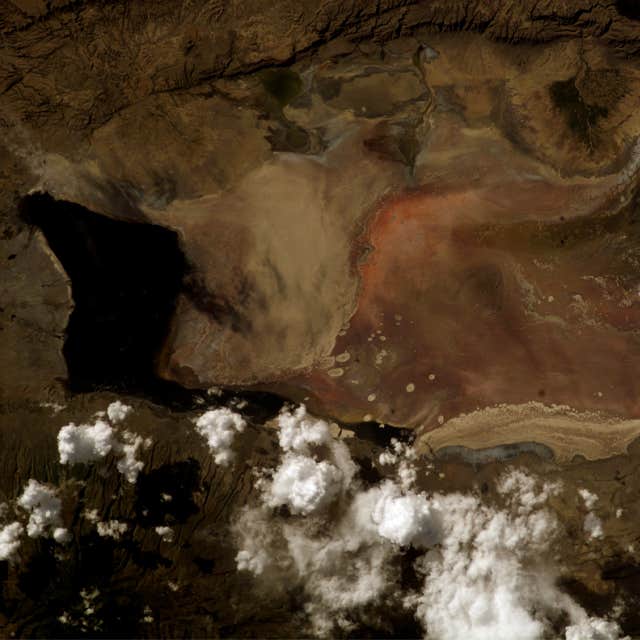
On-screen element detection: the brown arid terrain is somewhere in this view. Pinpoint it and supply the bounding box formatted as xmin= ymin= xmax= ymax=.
xmin=3 ymin=1 xmax=640 ymax=638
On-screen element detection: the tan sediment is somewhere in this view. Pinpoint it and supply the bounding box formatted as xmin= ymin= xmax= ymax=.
xmin=416 ymin=402 xmax=640 ymax=462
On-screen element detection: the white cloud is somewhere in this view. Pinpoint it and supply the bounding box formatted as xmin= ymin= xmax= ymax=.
xmin=83 ymin=508 xmax=100 ymax=523
xmin=57 ymin=405 xmax=150 ymax=483
xmin=413 ymin=491 xmax=558 ymax=640
xmin=0 ymin=522 xmax=23 ymax=562
xmin=236 ymin=547 xmax=270 ymax=575
xmin=194 ymin=407 xmax=246 ymax=466
xmin=261 ymin=406 xmax=358 ymax=517
xmin=285 ymin=491 xmax=397 ymax=632
xmin=114 ymin=431 xmax=151 ymax=484
xmin=96 ymin=520 xmax=128 ymax=540
xmin=378 ymin=450 xmax=398 ymax=465
xmin=277 ymin=405 xmax=333 ymax=453
xmin=106 ymin=401 xmax=133 ymax=424
xmin=53 ymin=527 xmax=72 ymax=543
xmin=235 ymin=484 xmax=396 ymax=635
xmin=233 ymin=405 xmax=626 ymax=639
xmin=397 ymin=460 xmax=417 ymax=490
xmin=371 ymin=482 xmax=439 ymax=548
xmin=266 ymin=454 xmax=343 ymax=515
xmin=579 ymin=488 xmax=599 ymax=510
xmin=17 ymin=479 xmax=68 ymax=540
xmin=377 ymin=438 xmax=418 ymax=490
xmin=565 ymin=615 xmax=628 ymax=640
xmin=584 ymin=512 xmax=604 ymax=540
xmin=413 ymin=475 xmax=621 ymax=640
xmin=579 ymin=488 xmax=604 ymax=540
xmin=235 ymin=406 xmax=390 ymax=633
xmin=59 ymin=587 xmax=103 ymax=632
xmin=58 ymin=420 xmax=114 ymax=465
xmin=497 ymin=468 xmax=562 ymax=512
xmin=154 ymin=526 xmax=174 ymax=542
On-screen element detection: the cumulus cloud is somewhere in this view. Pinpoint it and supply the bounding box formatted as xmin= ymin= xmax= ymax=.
xmin=579 ymin=488 xmax=604 ymax=540
xmin=0 ymin=521 xmax=23 ymax=562
xmin=234 ymin=406 xmax=388 ymax=633
xmin=58 ymin=420 xmax=114 ymax=465
xmin=53 ymin=527 xmax=72 ymax=543
xmin=233 ymin=405 xmax=626 ymax=639
xmin=412 ymin=490 xmax=559 ymax=640
xmin=377 ymin=437 xmax=422 ymax=491
xmin=584 ymin=512 xmax=604 ymax=540
xmin=115 ymin=431 xmax=151 ymax=484
xmin=277 ymin=405 xmax=334 ymax=453
xmin=497 ymin=468 xmax=562 ymax=511
xmin=413 ymin=476 xmax=623 ymax=640
xmin=83 ymin=508 xmax=100 ymax=523
xmin=96 ymin=520 xmax=128 ymax=540
xmin=57 ymin=404 xmax=150 ymax=483
xmin=194 ymin=407 xmax=246 ymax=466
xmin=259 ymin=406 xmax=357 ymax=518
xmin=236 ymin=546 xmax=271 ymax=575
xmin=266 ymin=454 xmax=343 ymax=515
xmin=579 ymin=488 xmax=599 ymax=510
xmin=106 ymin=401 xmax=132 ymax=424
xmin=371 ymin=482 xmax=439 ymax=548
xmin=565 ymin=616 xmax=628 ymax=640
xmin=17 ymin=479 xmax=69 ymax=541
xmin=58 ymin=587 xmax=104 ymax=633
xmin=154 ymin=526 xmax=174 ymax=542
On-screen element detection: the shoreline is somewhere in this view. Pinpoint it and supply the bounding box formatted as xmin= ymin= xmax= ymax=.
xmin=416 ymin=401 xmax=640 ymax=462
